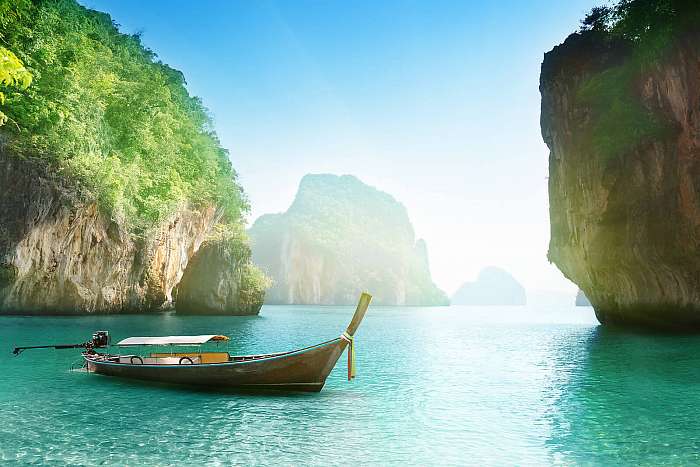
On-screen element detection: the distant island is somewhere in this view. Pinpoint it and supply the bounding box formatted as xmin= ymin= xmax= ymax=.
xmin=575 ymin=290 xmax=592 ymax=307
xmin=249 ymin=174 xmax=448 ymax=306
xmin=451 ymin=267 xmax=526 ymax=306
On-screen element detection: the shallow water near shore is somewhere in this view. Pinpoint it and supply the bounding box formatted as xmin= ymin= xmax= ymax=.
xmin=2 ymin=305 xmax=700 ymax=465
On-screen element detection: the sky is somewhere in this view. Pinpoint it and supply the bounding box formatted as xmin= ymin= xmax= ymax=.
xmin=82 ymin=0 xmax=599 ymax=300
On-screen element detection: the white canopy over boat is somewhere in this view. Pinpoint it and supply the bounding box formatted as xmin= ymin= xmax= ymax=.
xmin=115 ymin=335 xmax=230 ymax=346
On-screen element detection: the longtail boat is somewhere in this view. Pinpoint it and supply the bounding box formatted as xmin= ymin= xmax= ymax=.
xmin=12 ymin=293 xmax=372 ymax=392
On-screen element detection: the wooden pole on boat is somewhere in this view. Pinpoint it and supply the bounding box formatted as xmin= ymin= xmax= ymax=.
xmin=341 ymin=292 xmax=372 ymax=380
xmin=345 ymin=292 xmax=372 ymax=337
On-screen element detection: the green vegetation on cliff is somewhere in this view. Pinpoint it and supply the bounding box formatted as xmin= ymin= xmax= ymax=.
xmin=204 ymin=223 xmax=271 ymax=305
xmin=581 ymin=0 xmax=700 ymax=47
xmin=576 ymin=64 xmax=668 ymax=164
xmin=0 ymin=0 xmax=246 ymax=229
xmin=176 ymin=224 xmax=270 ymax=314
xmin=575 ymin=0 xmax=699 ymax=163
xmin=0 ymin=46 xmax=31 ymax=126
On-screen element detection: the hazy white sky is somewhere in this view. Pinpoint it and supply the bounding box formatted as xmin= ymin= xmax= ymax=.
xmin=83 ymin=0 xmax=600 ymax=298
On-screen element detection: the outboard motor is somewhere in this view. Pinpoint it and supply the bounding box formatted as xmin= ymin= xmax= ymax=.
xmin=13 ymin=330 xmax=112 ymax=356
xmin=91 ymin=331 xmax=110 ymax=348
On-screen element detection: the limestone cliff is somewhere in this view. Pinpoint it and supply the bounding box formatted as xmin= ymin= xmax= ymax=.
xmin=541 ymin=26 xmax=700 ymax=329
xmin=249 ymin=174 xmax=448 ymax=306
xmin=0 ymin=0 xmax=266 ymax=314
xmin=176 ymin=230 xmax=266 ymax=315
xmin=0 ymin=150 xmax=263 ymax=314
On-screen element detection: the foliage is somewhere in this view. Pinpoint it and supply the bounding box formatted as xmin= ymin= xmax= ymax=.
xmin=208 ymin=223 xmax=272 ymax=296
xmin=286 ymin=174 xmax=415 ymax=256
xmin=576 ymin=0 xmax=699 ymax=162
xmin=238 ymin=263 xmax=271 ymax=307
xmin=0 ymin=47 xmax=32 ymax=126
xmin=580 ymin=0 xmax=700 ymax=55
xmin=576 ymin=65 xmax=669 ymax=163
xmin=613 ymin=0 xmax=679 ymax=31
xmin=0 ymin=0 xmax=247 ymax=230
xmin=581 ymin=6 xmax=614 ymax=33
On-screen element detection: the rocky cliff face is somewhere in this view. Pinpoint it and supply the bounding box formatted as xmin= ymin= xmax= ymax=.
xmin=176 ymin=234 xmax=265 ymax=315
xmin=0 ymin=149 xmax=262 ymax=314
xmin=541 ymin=30 xmax=700 ymax=329
xmin=249 ymin=174 xmax=448 ymax=306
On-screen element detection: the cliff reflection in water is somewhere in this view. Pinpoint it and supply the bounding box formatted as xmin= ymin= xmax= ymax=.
xmin=545 ymin=327 xmax=700 ymax=464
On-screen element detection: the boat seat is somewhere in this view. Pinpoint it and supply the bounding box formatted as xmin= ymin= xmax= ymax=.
xmin=119 ymin=355 xmax=202 ymax=364
xmin=150 ymin=352 xmax=230 ymax=364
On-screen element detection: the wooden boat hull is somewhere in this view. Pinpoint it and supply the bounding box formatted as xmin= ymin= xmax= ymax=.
xmin=85 ymin=338 xmax=347 ymax=392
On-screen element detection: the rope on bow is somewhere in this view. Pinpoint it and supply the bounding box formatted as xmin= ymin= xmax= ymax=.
xmin=340 ymin=331 xmax=356 ymax=380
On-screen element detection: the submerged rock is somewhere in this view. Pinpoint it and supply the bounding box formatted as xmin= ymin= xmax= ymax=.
xmin=541 ymin=26 xmax=700 ymax=329
xmin=452 ymin=267 xmax=526 ymax=306
xmin=248 ymin=174 xmax=448 ymax=306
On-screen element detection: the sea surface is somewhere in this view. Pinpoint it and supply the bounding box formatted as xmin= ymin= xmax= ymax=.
xmin=2 ymin=305 xmax=700 ymax=466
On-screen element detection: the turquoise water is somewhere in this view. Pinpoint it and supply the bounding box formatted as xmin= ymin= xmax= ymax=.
xmin=2 ymin=305 xmax=700 ymax=465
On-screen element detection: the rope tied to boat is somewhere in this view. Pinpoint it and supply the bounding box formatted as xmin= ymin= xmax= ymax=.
xmin=340 ymin=331 xmax=356 ymax=380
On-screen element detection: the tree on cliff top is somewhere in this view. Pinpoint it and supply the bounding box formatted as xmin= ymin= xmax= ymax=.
xmin=575 ymin=0 xmax=700 ymax=163
xmin=0 ymin=0 xmax=247 ymax=230
xmin=581 ymin=0 xmax=700 ymax=46
xmin=581 ymin=6 xmax=613 ymax=32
